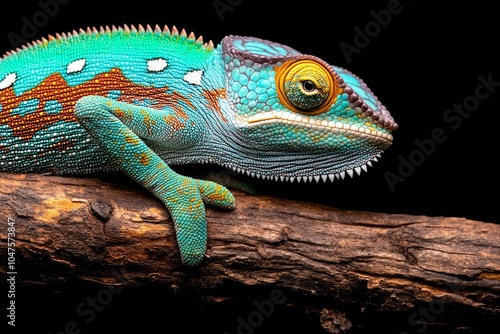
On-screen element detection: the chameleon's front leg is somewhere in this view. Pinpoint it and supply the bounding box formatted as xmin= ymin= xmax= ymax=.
xmin=74 ymin=96 xmax=235 ymax=266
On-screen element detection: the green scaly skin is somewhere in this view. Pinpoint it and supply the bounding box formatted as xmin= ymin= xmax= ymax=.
xmin=0 ymin=24 xmax=397 ymax=266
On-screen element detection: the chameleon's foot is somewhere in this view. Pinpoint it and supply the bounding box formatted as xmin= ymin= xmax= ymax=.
xmin=73 ymin=95 xmax=235 ymax=266
xmin=163 ymin=176 xmax=235 ymax=266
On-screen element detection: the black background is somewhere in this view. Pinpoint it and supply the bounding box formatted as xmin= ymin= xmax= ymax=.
xmin=2 ymin=0 xmax=498 ymax=333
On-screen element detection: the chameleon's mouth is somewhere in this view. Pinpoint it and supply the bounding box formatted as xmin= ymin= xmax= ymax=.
xmin=223 ymin=110 xmax=392 ymax=183
xmin=239 ymin=110 xmax=393 ymax=147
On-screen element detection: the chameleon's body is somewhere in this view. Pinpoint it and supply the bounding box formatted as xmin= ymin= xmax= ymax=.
xmin=0 ymin=24 xmax=397 ymax=265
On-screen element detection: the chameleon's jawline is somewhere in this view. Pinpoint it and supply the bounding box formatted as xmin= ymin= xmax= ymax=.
xmin=216 ymin=153 xmax=384 ymax=184
xmin=235 ymin=111 xmax=393 ymax=147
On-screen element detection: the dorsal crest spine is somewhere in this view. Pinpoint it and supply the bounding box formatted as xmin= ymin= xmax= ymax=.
xmin=1 ymin=24 xmax=214 ymax=59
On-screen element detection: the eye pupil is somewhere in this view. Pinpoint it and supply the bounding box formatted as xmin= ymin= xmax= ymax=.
xmin=302 ymin=80 xmax=316 ymax=92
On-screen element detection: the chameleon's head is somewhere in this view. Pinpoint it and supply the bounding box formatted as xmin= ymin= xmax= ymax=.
xmin=218 ymin=36 xmax=397 ymax=182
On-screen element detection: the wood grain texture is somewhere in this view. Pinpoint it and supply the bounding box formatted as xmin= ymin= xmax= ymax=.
xmin=1 ymin=172 xmax=499 ymax=333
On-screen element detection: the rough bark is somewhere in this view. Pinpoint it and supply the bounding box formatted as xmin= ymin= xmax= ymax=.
xmin=1 ymin=172 xmax=499 ymax=333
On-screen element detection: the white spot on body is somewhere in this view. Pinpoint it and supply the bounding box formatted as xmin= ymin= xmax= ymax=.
xmin=183 ymin=70 xmax=203 ymax=85
xmin=67 ymin=58 xmax=87 ymax=74
xmin=0 ymin=73 xmax=17 ymax=90
xmin=147 ymin=58 xmax=168 ymax=72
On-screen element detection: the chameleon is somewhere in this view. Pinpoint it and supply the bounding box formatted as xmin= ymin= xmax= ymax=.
xmin=0 ymin=24 xmax=397 ymax=266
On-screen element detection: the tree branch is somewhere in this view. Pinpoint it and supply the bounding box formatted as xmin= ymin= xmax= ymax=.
xmin=1 ymin=172 xmax=499 ymax=333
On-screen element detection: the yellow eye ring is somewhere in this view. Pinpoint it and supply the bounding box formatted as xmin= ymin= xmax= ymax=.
xmin=276 ymin=59 xmax=337 ymax=115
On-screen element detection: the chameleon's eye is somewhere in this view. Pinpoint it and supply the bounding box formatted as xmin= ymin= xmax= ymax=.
xmin=276 ymin=59 xmax=337 ymax=115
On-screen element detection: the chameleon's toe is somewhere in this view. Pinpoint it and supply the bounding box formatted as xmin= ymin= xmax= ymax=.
xmin=196 ymin=179 xmax=236 ymax=210
xmin=165 ymin=177 xmax=234 ymax=266
xmin=167 ymin=194 xmax=208 ymax=266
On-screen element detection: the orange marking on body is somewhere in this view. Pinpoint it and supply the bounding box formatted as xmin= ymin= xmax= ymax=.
xmin=140 ymin=109 xmax=156 ymax=135
xmin=163 ymin=114 xmax=185 ymax=131
xmin=0 ymin=68 xmax=193 ymax=141
xmin=203 ymin=88 xmax=227 ymax=122
xmin=114 ymin=108 xmax=125 ymax=119
xmin=135 ymin=152 xmax=150 ymax=165
xmin=0 ymin=74 xmax=77 ymax=140
xmin=124 ymin=133 xmax=139 ymax=145
xmin=174 ymin=106 xmax=188 ymax=119
xmin=205 ymin=184 xmax=231 ymax=203
xmin=114 ymin=107 xmax=134 ymax=124
xmin=49 ymin=138 xmax=73 ymax=152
